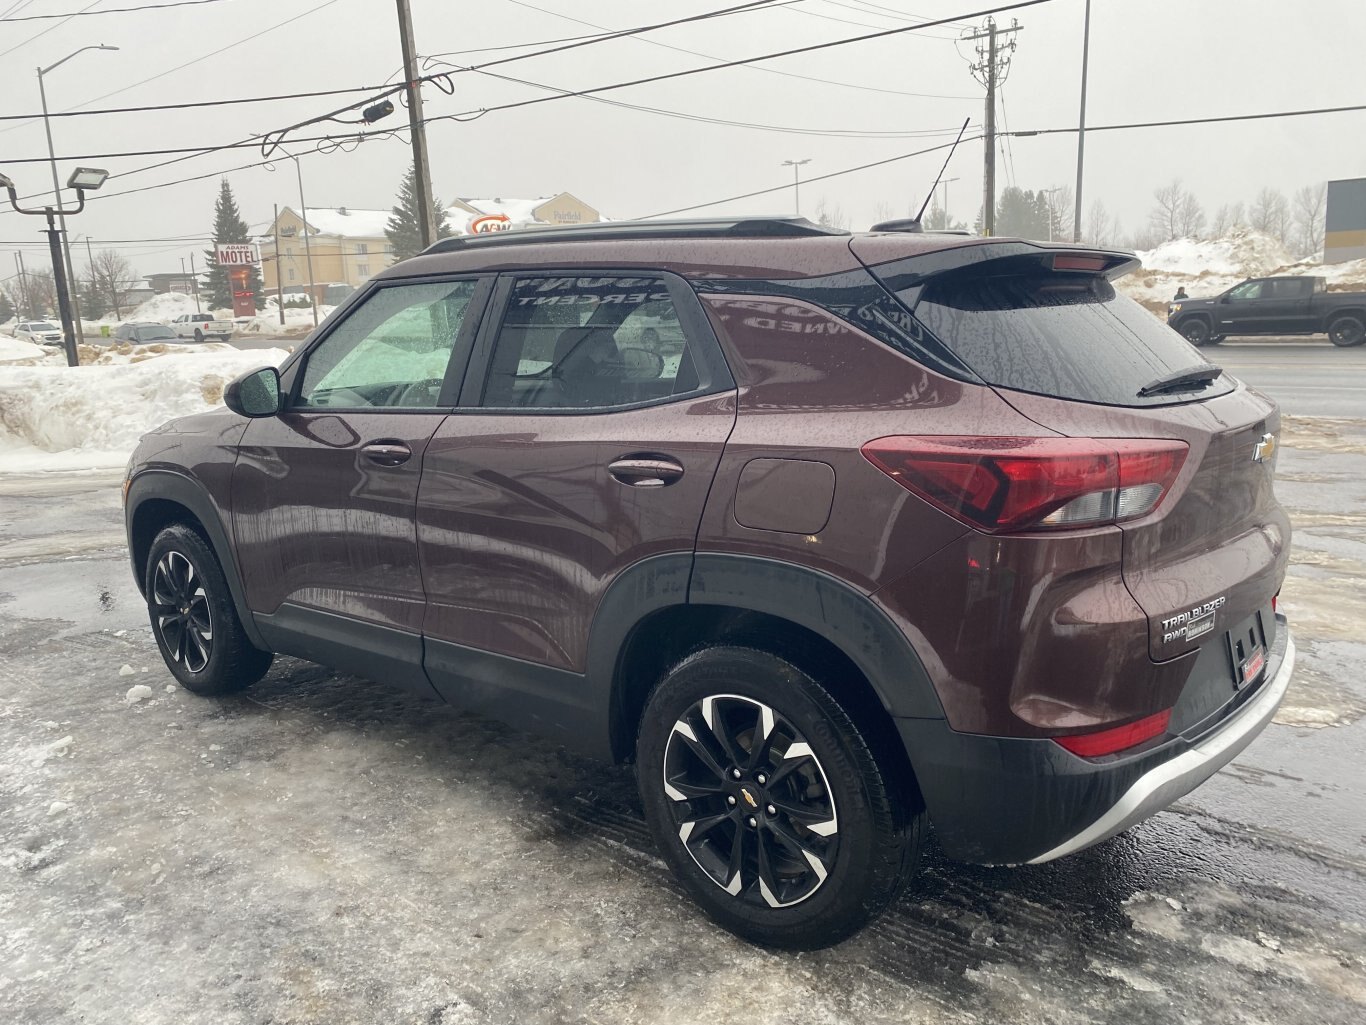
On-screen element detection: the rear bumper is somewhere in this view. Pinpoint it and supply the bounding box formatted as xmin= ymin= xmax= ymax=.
xmin=896 ymin=620 xmax=1294 ymax=866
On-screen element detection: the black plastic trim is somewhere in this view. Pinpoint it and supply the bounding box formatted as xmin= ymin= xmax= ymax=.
xmin=255 ymin=602 xmax=441 ymax=701
xmin=688 ymin=553 xmax=945 ymax=719
xmin=124 ymin=468 xmax=268 ymax=650
xmin=422 ymin=217 xmax=846 ymax=254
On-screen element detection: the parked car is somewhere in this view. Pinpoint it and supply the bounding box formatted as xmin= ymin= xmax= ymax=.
xmin=169 ymin=312 xmax=233 ymax=342
xmin=1167 ymin=274 xmax=1366 ymax=346
xmin=14 ymin=321 xmax=63 ymax=344
xmin=112 ymin=322 xmax=176 ymax=344
xmin=124 ymin=218 xmax=1293 ymax=948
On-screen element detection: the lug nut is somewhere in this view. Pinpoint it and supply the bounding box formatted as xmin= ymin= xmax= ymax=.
xmin=727 ymin=795 xmax=737 ymax=806
xmin=766 ymin=804 xmax=776 ymax=815
xmin=731 ymin=769 xmax=742 ymax=780
xmin=756 ymin=773 xmax=767 ymax=784
xmin=746 ymin=816 xmax=758 ymax=828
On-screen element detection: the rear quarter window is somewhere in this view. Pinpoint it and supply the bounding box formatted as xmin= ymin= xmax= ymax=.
xmin=908 ymin=274 xmax=1234 ymax=407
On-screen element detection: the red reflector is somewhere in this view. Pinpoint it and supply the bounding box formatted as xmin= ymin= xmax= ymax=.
xmin=1052 ymin=254 xmax=1109 ymax=272
xmin=861 ymin=436 xmax=1188 ymax=533
xmin=1272 ymin=593 xmax=1278 ymax=613
xmin=1055 ymin=709 xmax=1172 ymax=757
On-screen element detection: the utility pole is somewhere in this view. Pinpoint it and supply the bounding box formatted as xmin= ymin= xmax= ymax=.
xmin=15 ymin=251 xmax=34 ymax=320
xmin=85 ymin=237 xmax=96 ymax=316
xmin=273 ymin=203 xmax=285 ymax=326
xmin=189 ymin=252 xmax=201 ymax=313
xmin=963 ymin=17 xmax=1022 ymax=236
xmin=781 ymin=159 xmax=811 ymax=217
xmin=395 ymin=0 xmax=438 ymax=249
xmin=1073 ymin=0 xmax=1092 ymax=242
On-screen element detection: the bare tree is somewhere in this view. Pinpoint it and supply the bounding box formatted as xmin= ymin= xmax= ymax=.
xmin=922 ymin=200 xmax=966 ymax=232
xmin=1249 ymin=187 xmax=1291 ymax=246
xmin=89 ymin=249 xmax=139 ymax=318
xmin=1084 ymin=199 xmax=1116 ymax=247
xmin=1043 ymin=185 xmax=1073 ymax=241
xmin=872 ymin=199 xmax=895 ymax=226
xmin=813 ymin=197 xmax=849 ymax=230
xmin=1292 ymin=183 xmax=1327 ymax=258
xmin=1211 ymin=201 xmax=1246 ymax=237
xmin=1149 ymin=179 xmax=1203 ymax=241
xmin=25 ymin=268 xmax=57 ymax=318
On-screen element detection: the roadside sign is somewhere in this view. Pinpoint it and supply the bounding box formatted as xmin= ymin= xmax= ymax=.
xmin=469 ymin=214 xmax=512 ymax=234
xmin=216 ymin=243 xmax=257 ymax=265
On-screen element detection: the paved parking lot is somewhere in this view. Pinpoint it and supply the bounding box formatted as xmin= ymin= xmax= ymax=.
xmin=2 ymin=351 xmax=1364 ymax=1024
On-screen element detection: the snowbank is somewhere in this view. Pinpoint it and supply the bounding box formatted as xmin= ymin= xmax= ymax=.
xmin=0 ymin=347 xmax=287 ymax=472
xmin=1121 ymin=229 xmax=1366 ymax=310
xmin=0 ymin=337 xmax=48 ymax=364
xmin=120 ymin=292 xmax=201 ymax=324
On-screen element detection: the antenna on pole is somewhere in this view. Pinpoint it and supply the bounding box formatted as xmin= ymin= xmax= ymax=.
xmin=913 ymin=117 xmax=972 ymax=225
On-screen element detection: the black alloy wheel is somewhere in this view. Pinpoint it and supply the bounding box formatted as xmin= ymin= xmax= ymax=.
xmin=1180 ymin=319 xmax=1211 ymax=346
xmin=638 ymin=646 xmax=921 ymax=949
xmin=663 ymin=693 xmax=839 ymax=910
xmin=144 ymin=524 xmax=272 ymax=694
xmin=151 ymin=550 xmax=213 ymax=673
xmin=1328 ymin=315 xmax=1365 ymax=347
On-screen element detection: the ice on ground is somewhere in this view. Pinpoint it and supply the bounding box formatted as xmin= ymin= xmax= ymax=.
xmin=124 ymin=685 xmax=153 ymax=705
xmin=32 ymin=736 xmax=73 ymax=765
xmin=118 ymin=664 xmax=135 ymax=677
xmin=0 ymin=346 xmax=287 ymax=472
xmin=47 ymin=801 xmax=70 ymax=817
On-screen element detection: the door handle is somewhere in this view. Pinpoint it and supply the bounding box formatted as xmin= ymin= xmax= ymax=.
xmin=608 ymin=456 xmax=685 ymax=488
xmin=360 ymin=440 xmax=412 ymax=466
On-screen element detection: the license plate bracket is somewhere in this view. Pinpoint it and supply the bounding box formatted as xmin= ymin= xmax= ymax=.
xmin=1226 ymin=612 xmax=1269 ymax=691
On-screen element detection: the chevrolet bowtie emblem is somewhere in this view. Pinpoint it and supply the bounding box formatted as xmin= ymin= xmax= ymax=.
xmin=740 ymin=788 xmax=758 ymax=808
xmin=1252 ymin=432 xmax=1277 ymax=464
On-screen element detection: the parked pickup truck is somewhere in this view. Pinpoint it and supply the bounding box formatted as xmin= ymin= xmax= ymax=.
xmin=1167 ymin=275 xmax=1366 ymax=347
xmin=169 ymin=313 xmax=234 ymax=342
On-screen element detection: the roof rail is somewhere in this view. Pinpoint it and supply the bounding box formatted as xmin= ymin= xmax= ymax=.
xmin=422 ymin=216 xmax=847 ymax=254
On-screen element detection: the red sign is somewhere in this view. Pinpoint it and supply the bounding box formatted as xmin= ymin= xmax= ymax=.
xmin=230 ymin=267 xmax=255 ymax=318
xmin=470 ymin=214 xmax=512 ymax=234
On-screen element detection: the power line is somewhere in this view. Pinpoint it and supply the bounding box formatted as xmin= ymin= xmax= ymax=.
xmin=640 ymin=135 xmax=985 ymax=218
xmin=427 ymin=0 xmax=1050 ymax=127
xmin=0 ymin=83 xmax=403 ymax=122
xmin=0 ymin=0 xmax=232 ymax=21
xmin=1004 ymin=103 xmax=1366 ymax=137
xmin=500 ymin=0 xmax=979 ymax=101
xmin=0 ymin=0 xmax=100 ymax=60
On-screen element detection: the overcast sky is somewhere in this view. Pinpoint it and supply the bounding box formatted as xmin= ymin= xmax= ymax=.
xmin=1 ymin=0 xmax=1362 ymax=282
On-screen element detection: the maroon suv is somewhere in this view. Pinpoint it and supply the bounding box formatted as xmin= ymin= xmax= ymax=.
xmin=124 ymin=218 xmax=1294 ymax=948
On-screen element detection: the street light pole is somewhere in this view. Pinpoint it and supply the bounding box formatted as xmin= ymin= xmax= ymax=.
xmin=781 ymin=159 xmax=811 ymax=217
xmin=37 ymin=44 xmax=119 ymax=348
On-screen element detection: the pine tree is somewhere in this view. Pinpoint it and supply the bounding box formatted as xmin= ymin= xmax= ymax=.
xmin=385 ymin=164 xmax=453 ymax=261
xmin=204 ymin=179 xmax=263 ymax=310
xmin=0 ymin=287 xmax=15 ymax=324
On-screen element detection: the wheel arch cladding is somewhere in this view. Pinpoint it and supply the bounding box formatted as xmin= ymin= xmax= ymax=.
xmin=125 ymin=470 xmax=267 ymax=650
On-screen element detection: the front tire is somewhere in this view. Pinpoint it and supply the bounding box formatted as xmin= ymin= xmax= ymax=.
xmin=1179 ymin=318 xmax=1212 ymax=346
xmin=1328 ymin=314 xmax=1365 ymax=347
xmin=637 ymin=646 xmax=922 ymax=949
xmin=144 ymin=524 xmax=272 ymax=694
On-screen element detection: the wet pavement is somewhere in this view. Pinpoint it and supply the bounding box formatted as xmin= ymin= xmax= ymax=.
xmin=2 ymin=420 xmax=1365 ymax=1024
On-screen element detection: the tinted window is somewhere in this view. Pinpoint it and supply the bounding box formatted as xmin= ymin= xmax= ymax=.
xmin=136 ymin=327 xmax=176 ymax=341
xmin=909 ymin=274 xmax=1233 ymax=407
xmin=482 ymin=276 xmax=699 ymax=409
xmin=1228 ymin=281 xmax=1263 ymax=300
xmin=298 ymin=280 xmax=477 ymax=409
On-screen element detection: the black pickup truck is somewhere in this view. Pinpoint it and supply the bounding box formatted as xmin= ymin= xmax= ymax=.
xmin=1166 ymin=275 xmax=1366 ymax=347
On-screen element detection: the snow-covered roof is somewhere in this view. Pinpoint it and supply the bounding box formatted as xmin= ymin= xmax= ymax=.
xmin=299 ymin=207 xmax=390 ymax=238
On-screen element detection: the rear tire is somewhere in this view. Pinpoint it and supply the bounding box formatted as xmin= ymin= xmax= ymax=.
xmin=144 ymin=524 xmax=272 ymax=695
xmin=194 ymin=329 xmax=204 ymax=343
xmin=1179 ymin=318 xmax=1212 ymax=346
xmin=637 ymin=646 xmax=922 ymax=949
xmin=1328 ymin=314 xmax=1365 ymax=347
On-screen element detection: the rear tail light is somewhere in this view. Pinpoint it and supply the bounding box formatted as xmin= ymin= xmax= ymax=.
xmin=861 ymin=436 xmax=1188 ymax=533
xmin=1054 ymin=709 xmax=1172 ymax=757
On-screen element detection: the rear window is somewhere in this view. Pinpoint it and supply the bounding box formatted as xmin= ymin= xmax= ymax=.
xmin=906 ymin=274 xmax=1234 ymax=407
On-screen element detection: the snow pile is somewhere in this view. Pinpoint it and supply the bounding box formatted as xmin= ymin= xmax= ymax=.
xmin=236 ymin=301 xmax=336 ymax=335
xmin=119 ymin=291 xmax=201 ymax=324
xmin=0 ymin=346 xmax=287 ymax=472
xmin=0 ymin=337 xmax=48 ymax=364
xmin=1121 ymin=229 xmax=1366 ymax=310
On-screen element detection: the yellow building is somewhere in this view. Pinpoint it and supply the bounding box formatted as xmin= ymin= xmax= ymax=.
xmin=260 ymin=194 xmax=604 ymax=300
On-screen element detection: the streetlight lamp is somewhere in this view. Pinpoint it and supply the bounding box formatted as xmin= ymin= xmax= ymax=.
xmin=1041 ymin=186 xmax=1064 ymax=241
xmin=781 ymin=159 xmax=811 ymax=217
xmin=266 ymin=148 xmax=319 ymax=328
xmin=935 ymin=176 xmax=960 ymax=228
xmin=1 ymin=168 xmax=110 ymax=367
xmin=38 ymin=44 xmax=120 ymax=347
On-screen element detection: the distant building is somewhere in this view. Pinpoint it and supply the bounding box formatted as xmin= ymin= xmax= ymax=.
xmin=144 ymin=271 xmax=199 ymax=295
xmin=259 ymin=194 xmax=605 ymax=297
xmin=1325 ymin=178 xmax=1366 ymax=264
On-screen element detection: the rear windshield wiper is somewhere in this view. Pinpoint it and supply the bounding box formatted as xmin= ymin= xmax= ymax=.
xmin=1137 ymin=364 xmax=1223 ymax=398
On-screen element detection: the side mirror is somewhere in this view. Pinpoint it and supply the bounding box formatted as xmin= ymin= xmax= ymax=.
xmin=224 ymin=366 xmax=281 ymax=417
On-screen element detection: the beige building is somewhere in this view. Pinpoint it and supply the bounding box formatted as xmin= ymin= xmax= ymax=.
xmin=260 ymin=194 xmax=604 ymax=299
xmin=260 ymin=207 xmax=393 ymax=297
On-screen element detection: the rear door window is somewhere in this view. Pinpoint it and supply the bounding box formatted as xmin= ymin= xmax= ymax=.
xmin=480 ymin=275 xmax=702 ymax=409
xmin=906 ymin=273 xmax=1234 ymax=407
